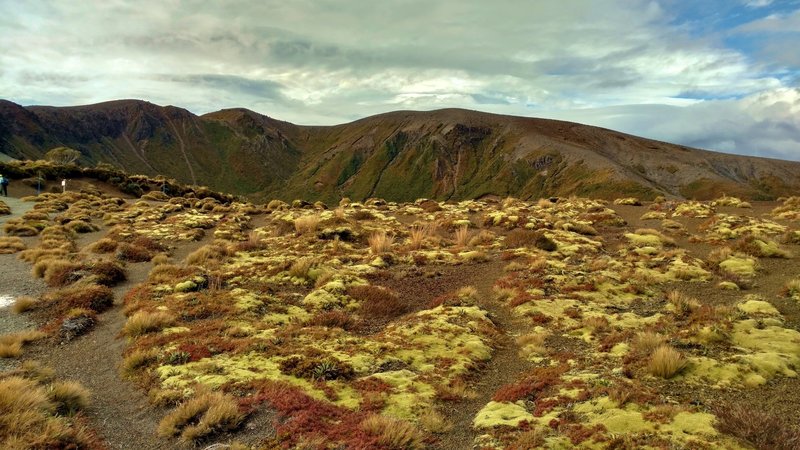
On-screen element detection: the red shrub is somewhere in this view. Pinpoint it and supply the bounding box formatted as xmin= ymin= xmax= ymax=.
xmin=492 ymin=366 xmax=567 ymax=403
xmin=348 ymin=285 xmax=410 ymax=320
xmin=116 ymin=243 xmax=153 ymax=262
xmin=308 ymin=310 xmax=357 ymax=331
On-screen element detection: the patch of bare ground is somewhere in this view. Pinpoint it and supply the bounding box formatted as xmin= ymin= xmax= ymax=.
xmin=26 ymin=260 xmax=181 ymax=450
xmin=374 ymin=260 xmax=535 ymax=450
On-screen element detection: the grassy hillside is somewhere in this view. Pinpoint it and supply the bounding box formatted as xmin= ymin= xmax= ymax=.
xmin=2 ymin=100 xmax=800 ymax=203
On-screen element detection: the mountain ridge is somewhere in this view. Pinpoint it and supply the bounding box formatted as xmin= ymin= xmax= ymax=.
xmin=1 ymin=99 xmax=798 ymax=202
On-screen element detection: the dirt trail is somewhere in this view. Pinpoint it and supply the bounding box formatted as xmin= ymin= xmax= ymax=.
xmin=0 ymin=195 xmax=45 ymax=371
xmin=31 ymin=261 xmax=182 ymax=450
xmin=437 ymin=262 xmax=531 ymax=450
xmin=0 ymin=195 xmax=35 ymax=227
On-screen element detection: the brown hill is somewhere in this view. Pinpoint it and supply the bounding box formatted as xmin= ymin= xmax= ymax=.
xmin=1 ymin=99 xmax=798 ymax=202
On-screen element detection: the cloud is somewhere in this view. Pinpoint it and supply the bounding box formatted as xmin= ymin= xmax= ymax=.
xmin=0 ymin=0 xmax=798 ymax=159
xmin=537 ymin=88 xmax=800 ymax=161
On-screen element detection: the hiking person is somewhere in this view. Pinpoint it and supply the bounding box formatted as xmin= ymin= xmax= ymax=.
xmin=0 ymin=174 xmax=8 ymax=196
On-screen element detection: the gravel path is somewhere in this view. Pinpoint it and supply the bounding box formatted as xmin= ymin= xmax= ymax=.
xmin=30 ymin=261 xmax=181 ymax=450
xmin=0 ymin=195 xmax=45 ymax=371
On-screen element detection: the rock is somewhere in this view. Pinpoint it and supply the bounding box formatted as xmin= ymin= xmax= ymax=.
xmin=60 ymin=315 xmax=95 ymax=342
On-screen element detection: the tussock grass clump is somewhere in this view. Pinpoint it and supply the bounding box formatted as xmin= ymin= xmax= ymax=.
xmin=453 ymin=225 xmax=471 ymax=248
xmin=418 ymin=409 xmax=452 ymax=434
xmin=65 ymin=220 xmax=99 ymax=234
xmin=158 ymin=391 xmax=245 ymax=443
xmin=714 ymin=402 xmax=800 ymax=450
xmin=34 ymin=259 xmax=82 ymax=287
xmin=707 ymin=246 xmax=733 ymax=265
xmin=0 ymin=340 xmax=22 ymax=358
xmin=0 ymin=330 xmax=47 ymax=358
xmin=368 ymin=231 xmax=394 ymax=255
xmin=666 ymin=290 xmax=700 ymax=317
xmin=121 ymin=349 xmax=160 ymax=378
xmin=0 ymin=236 xmax=26 ymax=254
xmin=48 ymin=381 xmax=90 ymax=415
xmin=294 ymin=214 xmax=321 ymax=234
xmin=632 ymin=331 xmax=666 ymax=355
xmin=785 ymin=279 xmax=800 ymax=300
xmin=88 ymin=259 xmax=126 ymax=286
xmin=12 ymin=295 xmax=39 ymax=314
xmin=360 ymin=415 xmax=425 ymax=450
xmin=123 ymin=311 xmax=176 ymax=337
xmin=308 ymin=310 xmax=357 ymax=331
xmin=0 ymin=200 xmax=10 ymax=215
xmin=15 ymin=360 xmax=56 ymax=383
xmin=0 ymin=376 xmax=95 ymax=448
xmin=2 ymin=220 xmax=39 ymax=236
xmin=44 ymin=283 xmax=114 ymax=313
xmin=349 ymin=285 xmax=410 ymax=320
xmin=647 ymin=345 xmax=687 ymax=378
xmin=504 ymin=229 xmax=537 ymax=248
xmin=147 ymin=263 xmax=191 ymax=284
xmin=408 ymin=223 xmax=437 ymax=250
xmin=88 ymin=237 xmax=118 ymax=253
xmin=186 ymin=244 xmax=227 ymax=267
xmin=116 ymin=243 xmax=153 ymax=262
xmin=289 ymin=258 xmax=314 ymax=279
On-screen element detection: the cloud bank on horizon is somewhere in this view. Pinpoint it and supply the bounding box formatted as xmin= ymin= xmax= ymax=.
xmin=1 ymin=0 xmax=799 ymax=161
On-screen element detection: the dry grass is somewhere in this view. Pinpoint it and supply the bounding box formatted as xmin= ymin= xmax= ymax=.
xmin=454 ymin=225 xmax=470 ymax=248
xmin=632 ymin=331 xmax=666 ymax=355
xmin=0 ymin=330 xmax=47 ymax=358
xmin=289 ymin=258 xmax=314 ymax=279
xmin=151 ymin=253 xmax=170 ymax=265
xmin=349 ymin=284 xmax=410 ymax=320
xmin=0 ymin=341 xmax=22 ymax=358
xmin=186 ymin=244 xmax=225 ymax=267
xmin=87 ymin=237 xmax=118 ymax=254
xmin=666 ymin=290 xmax=700 ymax=316
xmin=360 ymin=415 xmax=425 ymax=449
xmin=510 ymin=429 xmax=546 ymax=449
xmin=785 ymin=279 xmax=800 ymax=298
xmin=2 ymin=221 xmax=39 ymax=236
xmin=435 ymin=378 xmax=478 ymax=401
xmin=368 ymin=231 xmax=394 ymax=255
xmin=12 ymin=296 xmax=38 ymax=314
xmin=34 ymin=258 xmax=82 ymax=287
xmin=158 ymin=391 xmax=245 ymax=443
xmin=647 ymin=345 xmax=687 ymax=378
xmin=294 ymin=214 xmax=321 ymax=234
xmin=707 ymin=246 xmax=733 ymax=264
xmin=517 ymin=331 xmax=549 ymax=357
xmin=48 ymin=381 xmax=90 ymax=415
xmin=714 ymin=402 xmax=800 ymax=450
xmin=116 ymin=243 xmax=153 ymax=262
xmin=121 ymin=349 xmax=160 ymax=378
xmin=0 ymin=236 xmax=26 ymax=254
xmin=0 ymin=375 xmax=96 ymax=448
xmin=123 ymin=311 xmax=176 ymax=337
xmin=418 ymin=409 xmax=452 ymax=433
xmin=408 ymin=226 xmax=428 ymax=250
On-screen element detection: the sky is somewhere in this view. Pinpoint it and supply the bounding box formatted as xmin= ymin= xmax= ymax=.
xmin=1 ymin=0 xmax=799 ymax=161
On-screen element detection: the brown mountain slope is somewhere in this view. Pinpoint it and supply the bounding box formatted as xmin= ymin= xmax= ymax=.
xmin=2 ymin=99 xmax=799 ymax=202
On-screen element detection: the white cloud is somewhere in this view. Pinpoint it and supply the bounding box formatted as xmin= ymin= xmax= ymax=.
xmin=0 ymin=0 xmax=798 ymax=159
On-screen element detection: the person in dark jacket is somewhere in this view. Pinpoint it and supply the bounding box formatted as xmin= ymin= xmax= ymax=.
xmin=0 ymin=174 xmax=8 ymax=196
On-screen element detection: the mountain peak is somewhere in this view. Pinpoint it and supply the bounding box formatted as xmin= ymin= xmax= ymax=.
xmin=1 ymin=99 xmax=799 ymax=202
